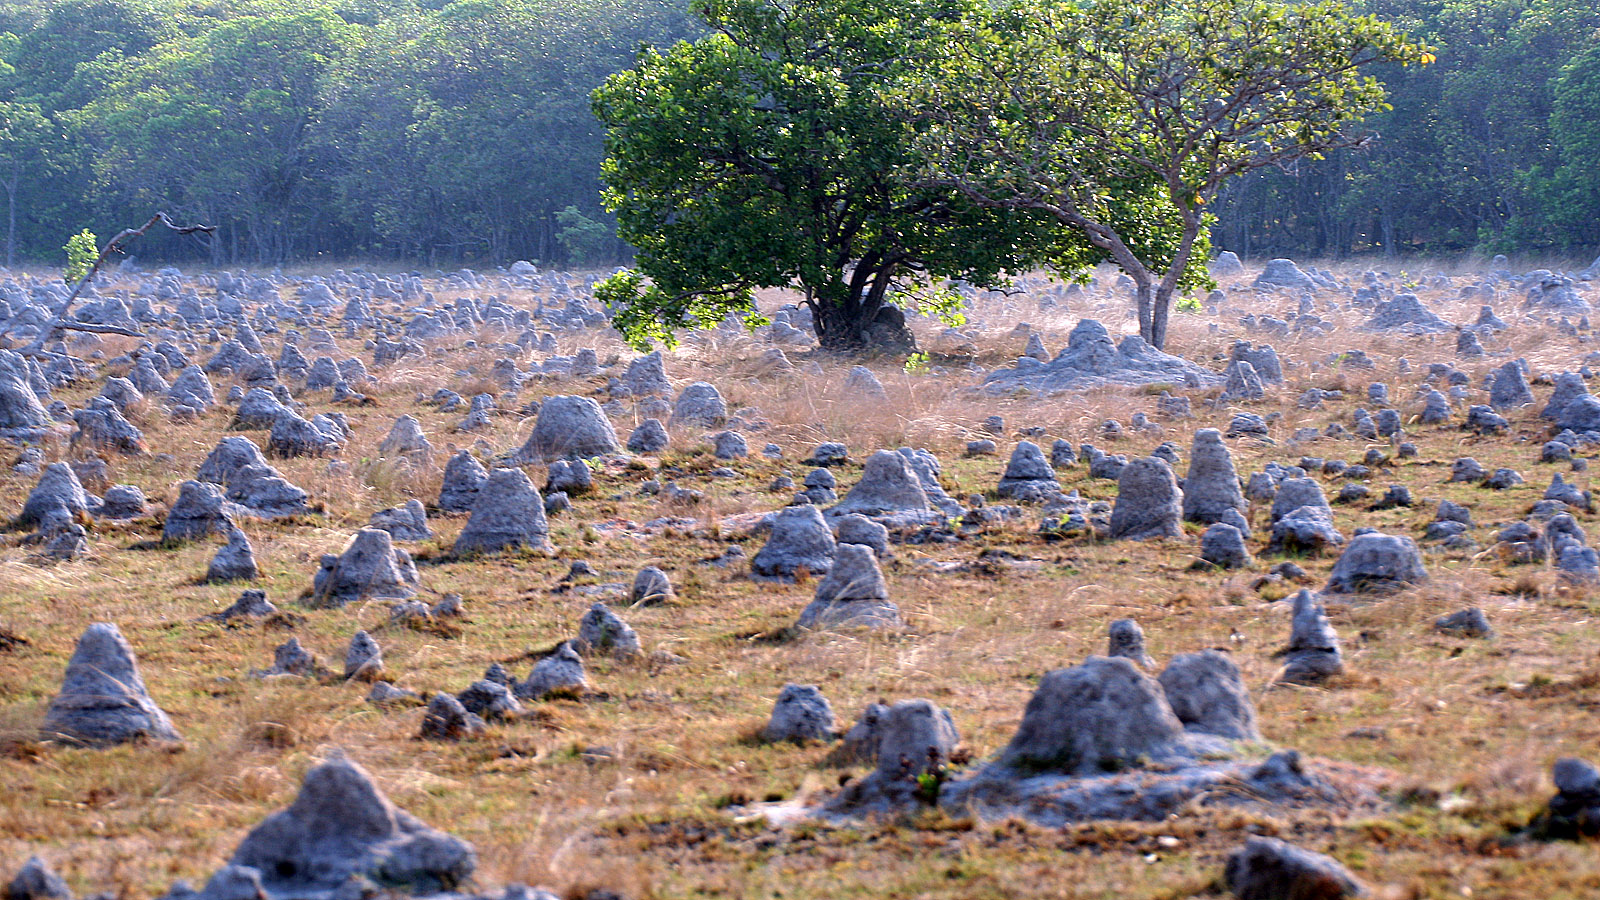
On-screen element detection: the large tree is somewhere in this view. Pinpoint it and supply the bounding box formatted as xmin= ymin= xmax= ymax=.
xmin=906 ymin=0 xmax=1428 ymax=350
xmin=592 ymin=0 xmax=1091 ymax=352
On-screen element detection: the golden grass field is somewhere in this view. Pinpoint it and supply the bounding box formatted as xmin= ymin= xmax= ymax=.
xmin=3 ymin=261 xmax=1600 ymax=898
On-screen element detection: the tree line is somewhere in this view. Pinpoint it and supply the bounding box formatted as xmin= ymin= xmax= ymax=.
xmin=1213 ymin=0 xmax=1600 ymax=258
xmin=0 ymin=0 xmax=693 ymax=268
xmin=0 ymin=0 xmax=1592 ymax=271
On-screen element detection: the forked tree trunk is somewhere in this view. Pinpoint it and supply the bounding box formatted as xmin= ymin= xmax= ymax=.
xmin=1145 ymin=214 xmax=1204 ymax=351
xmin=808 ymin=259 xmax=916 ymax=353
xmin=814 ymin=300 xmax=866 ymax=350
xmin=1133 ymin=278 xmax=1154 ymax=345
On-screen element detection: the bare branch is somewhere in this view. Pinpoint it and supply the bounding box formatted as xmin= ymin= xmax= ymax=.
xmin=47 ymin=323 xmax=147 ymax=338
xmin=21 ymin=212 xmax=216 ymax=356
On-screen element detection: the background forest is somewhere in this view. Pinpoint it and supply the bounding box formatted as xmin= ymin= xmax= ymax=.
xmin=0 ymin=0 xmax=1593 ymax=268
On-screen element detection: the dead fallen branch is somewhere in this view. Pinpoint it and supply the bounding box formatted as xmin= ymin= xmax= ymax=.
xmin=19 ymin=212 xmax=215 ymax=355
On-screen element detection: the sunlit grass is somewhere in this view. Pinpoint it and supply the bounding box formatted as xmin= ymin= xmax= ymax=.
xmin=1 ymin=262 xmax=1599 ymax=897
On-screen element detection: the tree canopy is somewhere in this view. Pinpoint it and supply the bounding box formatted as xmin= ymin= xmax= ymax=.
xmin=592 ymin=0 xmax=1095 ymax=351
xmin=0 ymin=0 xmax=1585 ymax=268
xmin=902 ymin=0 xmax=1428 ymax=349
xmin=0 ymin=99 xmax=53 ymax=267
xmin=76 ymin=11 xmax=360 ymax=264
xmin=0 ymin=0 xmax=693 ymax=267
xmin=1213 ymin=0 xmax=1600 ymax=256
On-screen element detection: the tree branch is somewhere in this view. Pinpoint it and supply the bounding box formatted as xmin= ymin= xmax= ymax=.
xmin=21 ymin=212 xmax=216 ymax=355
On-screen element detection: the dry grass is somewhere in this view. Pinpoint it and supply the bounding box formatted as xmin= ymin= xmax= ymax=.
xmin=2 ymin=261 xmax=1600 ymax=898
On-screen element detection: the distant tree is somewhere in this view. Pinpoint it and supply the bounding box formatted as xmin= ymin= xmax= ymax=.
xmin=1213 ymin=0 xmax=1600 ymax=257
xmin=1546 ymin=41 xmax=1600 ymax=249
xmin=906 ymin=0 xmax=1428 ymax=349
xmin=322 ymin=0 xmax=691 ymax=265
xmin=0 ymin=1 xmax=47 ymax=37
xmin=76 ymin=10 xmax=359 ymax=263
xmin=0 ymin=2 xmax=165 ymax=263
xmin=0 ymin=100 xmax=54 ymax=266
xmin=0 ymin=0 xmax=1566 ymax=269
xmin=1420 ymin=0 xmax=1598 ymax=251
xmin=555 ymin=205 xmax=614 ymax=267
xmin=5 ymin=0 xmax=170 ymax=111
xmin=592 ymin=0 xmax=1090 ymax=352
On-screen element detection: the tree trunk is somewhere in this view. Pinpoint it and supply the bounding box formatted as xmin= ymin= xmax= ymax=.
xmin=812 ymin=259 xmax=875 ymax=351
xmin=1150 ymin=282 xmax=1171 ymax=350
xmin=809 ymin=258 xmax=915 ymax=353
xmin=1147 ymin=214 xmax=1205 ymax=351
xmin=859 ymin=265 xmax=894 ymax=327
xmin=814 ymin=296 xmax=866 ymax=351
xmin=1068 ymin=219 xmax=1156 ymax=347
xmin=1133 ymin=279 xmax=1155 ymax=345
xmin=4 ymin=177 xmax=15 ymax=270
